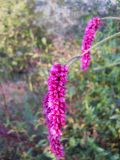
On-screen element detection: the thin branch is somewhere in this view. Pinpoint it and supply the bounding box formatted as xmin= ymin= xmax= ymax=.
xmin=66 ymin=31 xmax=120 ymax=66
xmin=93 ymin=61 xmax=120 ymax=71
xmin=101 ymin=17 xmax=120 ymax=20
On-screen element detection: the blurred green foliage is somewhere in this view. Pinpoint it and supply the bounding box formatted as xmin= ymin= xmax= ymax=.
xmin=0 ymin=0 xmax=120 ymax=160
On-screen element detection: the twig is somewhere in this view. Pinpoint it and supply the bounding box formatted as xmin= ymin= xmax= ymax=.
xmin=93 ymin=61 xmax=120 ymax=71
xmin=101 ymin=17 xmax=120 ymax=20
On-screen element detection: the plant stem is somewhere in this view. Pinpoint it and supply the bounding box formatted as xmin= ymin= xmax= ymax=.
xmin=101 ymin=17 xmax=120 ymax=20
xmin=66 ymin=31 xmax=120 ymax=66
xmin=93 ymin=61 xmax=120 ymax=71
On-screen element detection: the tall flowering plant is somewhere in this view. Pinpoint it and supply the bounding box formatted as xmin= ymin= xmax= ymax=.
xmin=43 ymin=16 xmax=120 ymax=159
xmin=43 ymin=63 xmax=68 ymax=160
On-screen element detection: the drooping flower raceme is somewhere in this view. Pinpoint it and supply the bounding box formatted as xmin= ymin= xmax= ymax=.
xmin=80 ymin=17 xmax=102 ymax=71
xmin=43 ymin=63 xmax=68 ymax=160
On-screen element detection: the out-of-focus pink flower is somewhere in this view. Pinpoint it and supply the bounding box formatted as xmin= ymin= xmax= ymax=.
xmin=43 ymin=63 xmax=68 ymax=160
xmin=80 ymin=17 xmax=102 ymax=71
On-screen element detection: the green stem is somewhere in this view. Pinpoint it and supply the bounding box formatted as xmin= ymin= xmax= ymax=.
xmin=101 ymin=17 xmax=120 ymax=20
xmin=66 ymin=31 xmax=120 ymax=66
xmin=94 ymin=61 xmax=120 ymax=71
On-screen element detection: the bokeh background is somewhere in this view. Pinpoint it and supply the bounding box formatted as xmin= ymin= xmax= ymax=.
xmin=0 ymin=0 xmax=120 ymax=160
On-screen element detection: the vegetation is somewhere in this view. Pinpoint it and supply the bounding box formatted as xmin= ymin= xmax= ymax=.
xmin=0 ymin=0 xmax=120 ymax=160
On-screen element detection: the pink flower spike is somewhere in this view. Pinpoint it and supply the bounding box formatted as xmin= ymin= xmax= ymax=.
xmin=43 ymin=63 xmax=68 ymax=160
xmin=80 ymin=17 xmax=103 ymax=71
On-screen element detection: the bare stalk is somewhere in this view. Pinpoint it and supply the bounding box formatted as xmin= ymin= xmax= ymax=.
xmin=93 ymin=61 xmax=120 ymax=71
xmin=101 ymin=17 xmax=120 ymax=20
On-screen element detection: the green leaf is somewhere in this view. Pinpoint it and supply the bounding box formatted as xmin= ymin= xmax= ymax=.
xmin=41 ymin=37 xmax=47 ymax=45
xmin=69 ymin=137 xmax=76 ymax=147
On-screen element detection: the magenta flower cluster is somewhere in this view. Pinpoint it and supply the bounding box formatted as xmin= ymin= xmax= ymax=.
xmin=42 ymin=17 xmax=103 ymax=159
xmin=43 ymin=63 xmax=68 ymax=160
xmin=80 ymin=17 xmax=102 ymax=71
